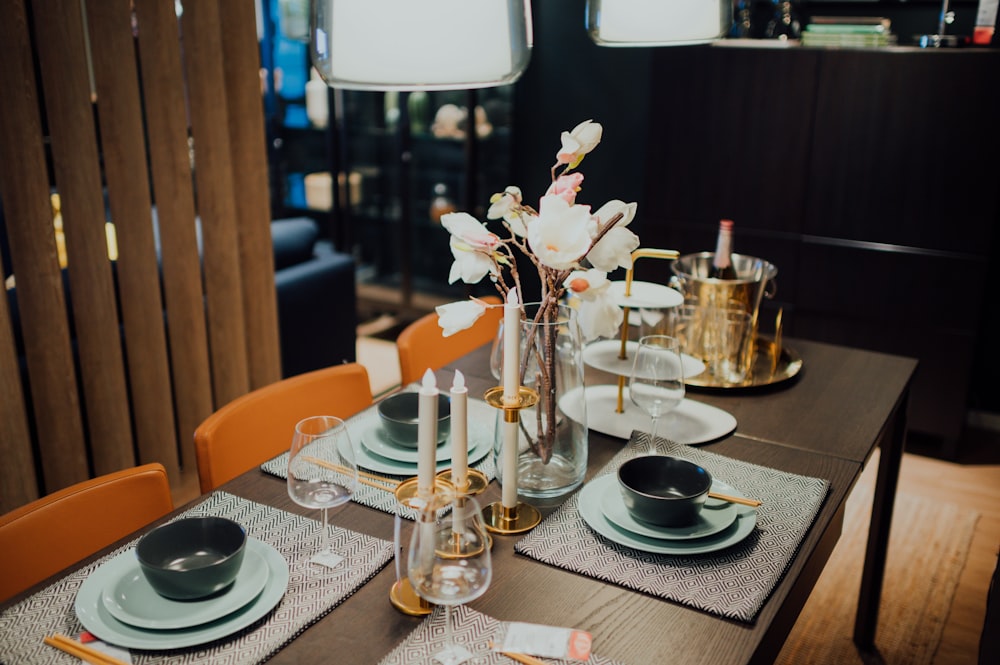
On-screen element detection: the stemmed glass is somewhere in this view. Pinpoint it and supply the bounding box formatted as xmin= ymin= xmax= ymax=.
xmin=287 ymin=415 xmax=358 ymax=574
xmin=629 ymin=335 xmax=686 ymax=453
xmin=408 ymin=494 xmax=491 ymax=665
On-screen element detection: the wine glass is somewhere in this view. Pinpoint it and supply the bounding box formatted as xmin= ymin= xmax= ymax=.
xmin=287 ymin=415 xmax=358 ymax=574
xmin=408 ymin=494 xmax=491 ymax=665
xmin=629 ymin=335 xmax=686 ymax=453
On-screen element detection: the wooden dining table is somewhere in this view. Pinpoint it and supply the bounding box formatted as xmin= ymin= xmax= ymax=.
xmin=1 ymin=337 xmax=916 ymax=665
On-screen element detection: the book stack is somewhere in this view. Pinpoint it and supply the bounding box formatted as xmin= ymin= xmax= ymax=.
xmin=802 ymin=16 xmax=896 ymax=48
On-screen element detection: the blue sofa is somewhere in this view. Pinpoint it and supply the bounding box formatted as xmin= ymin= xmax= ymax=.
xmin=270 ymin=216 xmax=356 ymax=375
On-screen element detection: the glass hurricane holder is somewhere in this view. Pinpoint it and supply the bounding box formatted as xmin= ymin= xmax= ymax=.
xmin=310 ymin=0 xmax=532 ymax=91
xmin=389 ymin=475 xmax=457 ymax=616
xmin=493 ymin=303 xmax=588 ymax=502
xmin=408 ymin=495 xmax=491 ymax=665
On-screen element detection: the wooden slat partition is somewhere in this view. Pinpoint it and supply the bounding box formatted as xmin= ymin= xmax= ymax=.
xmin=0 ymin=2 xmax=43 ymax=511
xmin=86 ymin=0 xmax=179 ymax=481
xmin=222 ymin=1 xmax=282 ymax=391
xmin=0 ymin=0 xmax=279 ymax=509
xmin=132 ymin=0 xmax=215 ymax=471
xmin=32 ymin=0 xmax=136 ymax=476
xmin=0 ymin=1 xmax=90 ymax=507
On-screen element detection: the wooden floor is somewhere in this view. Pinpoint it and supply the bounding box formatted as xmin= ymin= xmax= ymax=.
xmin=900 ymin=431 xmax=999 ymax=664
xmin=172 ymin=336 xmax=1000 ymax=663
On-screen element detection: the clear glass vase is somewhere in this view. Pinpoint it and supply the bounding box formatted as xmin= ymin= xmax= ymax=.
xmin=495 ymin=303 xmax=588 ymax=500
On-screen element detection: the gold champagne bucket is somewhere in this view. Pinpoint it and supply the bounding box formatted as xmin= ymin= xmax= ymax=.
xmin=670 ymin=252 xmax=778 ymax=383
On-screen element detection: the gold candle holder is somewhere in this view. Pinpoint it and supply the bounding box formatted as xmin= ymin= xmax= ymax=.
xmin=436 ymin=467 xmax=489 ymax=496
xmin=482 ymin=385 xmax=542 ymax=534
xmin=389 ymin=475 xmax=456 ymax=616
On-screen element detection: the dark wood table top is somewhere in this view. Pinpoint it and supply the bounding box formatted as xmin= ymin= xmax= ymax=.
xmin=3 ymin=337 xmax=915 ymax=664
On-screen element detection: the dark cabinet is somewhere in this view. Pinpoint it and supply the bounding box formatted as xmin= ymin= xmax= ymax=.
xmin=641 ymin=45 xmax=1000 ymax=454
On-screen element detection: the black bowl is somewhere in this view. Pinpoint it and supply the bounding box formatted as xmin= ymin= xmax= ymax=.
xmin=136 ymin=516 xmax=247 ymax=600
xmin=617 ymin=456 xmax=712 ymax=527
xmin=377 ymin=392 xmax=451 ymax=448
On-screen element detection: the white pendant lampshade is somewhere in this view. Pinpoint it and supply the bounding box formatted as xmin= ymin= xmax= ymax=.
xmin=586 ymin=0 xmax=730 ymax=46
xmin=310 ymin=0 xmax=533 ymax=91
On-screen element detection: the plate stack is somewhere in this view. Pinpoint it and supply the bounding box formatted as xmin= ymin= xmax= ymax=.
xmin=73 ymin=539 xmax=290 ymax=650
xmin=577 ymin=474 xmax=758 ymax=555
xmin=352 ymin=413 xmax=492 ymax=476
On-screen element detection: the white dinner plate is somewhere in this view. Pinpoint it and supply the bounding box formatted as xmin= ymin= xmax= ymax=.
xmin=75 ymin=538 xmax=288 ymax=650
xmin=582 ymin=339 xmax=706 ymax=380
xmin=101 ymin=547 xmax=270 ymax=630
xmin=577 ymin=474 xmax=757 ymax=555
xmin=597 ymin=474 xmax=739 ymax=540
xmin=342 ymin=428 xmax=492 ymax=476
xmin=360 ymin=421 xmax=453 ymax=464
xmin=561 ymin=384 xmax=737 ymax=445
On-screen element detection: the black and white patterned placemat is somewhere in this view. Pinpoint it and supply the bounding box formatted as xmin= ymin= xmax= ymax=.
xmin=261 ymin=392 xmax=498 ymax=519
xmin=0 ymin=491 xmax=393 ymax=665
xmin=377 ymin=605 xmax=626 ymax=665
xmin=514 ymin=432 xmax=830 ymax=623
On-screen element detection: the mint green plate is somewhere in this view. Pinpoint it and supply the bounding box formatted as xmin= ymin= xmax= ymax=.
xmin=76 ymin=538 xmax=288 ymax=649
xmin=100 ymin=547 xmax=269 ymax=630
xmin=599 ymin=474 xmax=739 ymax=540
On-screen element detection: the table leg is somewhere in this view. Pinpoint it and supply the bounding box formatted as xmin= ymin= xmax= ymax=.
xmin=853 ymin=387 xmax=908 ymax=651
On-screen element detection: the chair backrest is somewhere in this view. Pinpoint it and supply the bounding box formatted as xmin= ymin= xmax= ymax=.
xmin=0 ymin=0 xmax=279 ymax=511
xmin=397 ymin=296 xmax=503 ymax=386
xmin=194 ymin=363 xmax=374 ymax=493
xmin=0 ymin=463 xmax=173 ymax=603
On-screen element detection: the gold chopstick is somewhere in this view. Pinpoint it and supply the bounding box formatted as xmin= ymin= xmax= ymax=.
xmin=488 ymin=641 xmax=551 ymax=665
xmin=709 ymin=491 xmax=762 ymax=508
xmin=45 ymin=634 xmax=129 ymax=665
xmin=301 ymin=455 xmax=399 ymax=491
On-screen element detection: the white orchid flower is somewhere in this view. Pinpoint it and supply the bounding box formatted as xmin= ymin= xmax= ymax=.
xmin=586 ymin=200 xmax=640 ymax=272
xmin=577 ymin=292 xmax=624 ymax=342
xmin=487 ymin=186 xmax=521 ymax=219
xmin=487 ymin=187 xmax=530 ymax=237
xmin=556 ymin=120 xmax=603 ymax=168
xmin=528 ymin=195 xmax=592 ymax=271
xmin=564 ymin=269 xmax=611 ymax=301
xmin=436 ymin=300 xmax=487 ymax=337
xmin=442 ymin=212 xmax=501 ymax=284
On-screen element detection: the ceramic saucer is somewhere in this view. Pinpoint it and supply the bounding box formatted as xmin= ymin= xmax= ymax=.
xmin=100 ymin=547 xmax=269 ymax=630
xmin=342 ymin=427 xmax=491 ymax=476
xmin=577 ymin=474 xmax=757 ymax=555
xmin=75 ymin=538 xmax=288 ymax=650
xmin=597 ymin=474 xmax=739 ymax=540
xmin=360 ymin=421 xmax=451 ymax=464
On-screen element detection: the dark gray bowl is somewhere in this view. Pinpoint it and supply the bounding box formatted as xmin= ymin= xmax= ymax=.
xmin=377 ymin=392 xmax=450 ymax=448
xmin=136 ymin=516 xmax=247 ymax=600
xmin=617 ymin=456 xmax=712 ymax=527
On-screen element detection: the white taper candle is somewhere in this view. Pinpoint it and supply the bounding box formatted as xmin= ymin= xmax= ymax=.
xmin=502 ymin=289 xmax=520 ymax=508
xmin=417 ymin=369 xmax=438 ymax=499
xmin=450 ymin=370 xmax=469 ymax=490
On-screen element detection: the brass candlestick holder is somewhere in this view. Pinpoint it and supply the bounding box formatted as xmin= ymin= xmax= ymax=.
xmin=482 ymin=385 xmax=542 ymax=534
xmin=389 ymin=475 xmax=455 ymax=616
xmin=436 ymin=467 xmax=489 ymax=496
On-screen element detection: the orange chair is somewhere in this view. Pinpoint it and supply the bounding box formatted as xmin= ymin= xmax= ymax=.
xmin=194 ymin=363 xmax=373 ymax=493
xmin=397 ymin=296 xmax=503 ymax=386
xmin=0 ymin=463 xmax=173 ymax=603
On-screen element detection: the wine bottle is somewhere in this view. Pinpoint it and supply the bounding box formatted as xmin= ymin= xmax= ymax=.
xmin=710 ymin=219 xmax=738 ymax=280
